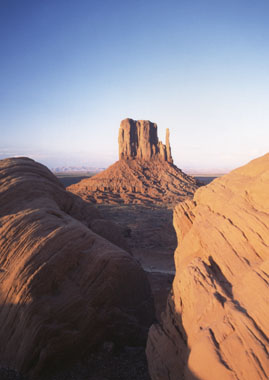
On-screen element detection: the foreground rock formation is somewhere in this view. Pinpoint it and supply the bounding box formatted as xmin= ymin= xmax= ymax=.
xmin=147 ymin=153 xmax=269 ymax=380
xmin=68 ymin=118 xmax=199 ymax=204
xmin=0 ymin=157 xmax=154 ymax=378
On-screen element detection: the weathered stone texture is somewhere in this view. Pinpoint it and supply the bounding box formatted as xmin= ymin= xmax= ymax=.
xmin=0 ymin=157 xmax=154 ymax=378
xmin=147 ymin=153 xmax=269 ymax=380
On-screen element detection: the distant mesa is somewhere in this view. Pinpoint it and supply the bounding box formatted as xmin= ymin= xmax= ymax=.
xmin=68 ymin=118 xmax=200 ymax=205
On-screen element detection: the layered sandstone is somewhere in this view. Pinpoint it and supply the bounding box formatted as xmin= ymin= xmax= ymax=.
xmin=69 ymin=119 xmax=199 ymax=204
xmin=0 ymin=157 xmax=154 ymax=378
xmin=147 ymin=153 xmax=269 ymax=380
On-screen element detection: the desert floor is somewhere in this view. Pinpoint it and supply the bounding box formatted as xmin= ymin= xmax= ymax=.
xmin=97 ymin=204 xmax=176 ymax=321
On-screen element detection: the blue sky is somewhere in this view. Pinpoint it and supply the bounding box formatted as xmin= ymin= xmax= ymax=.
xmin=0 ymin=0 xmax=268 ymax=172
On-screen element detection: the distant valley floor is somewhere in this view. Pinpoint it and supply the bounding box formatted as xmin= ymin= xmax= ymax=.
xmin=56 ymin=172 xmax=220 ymax=188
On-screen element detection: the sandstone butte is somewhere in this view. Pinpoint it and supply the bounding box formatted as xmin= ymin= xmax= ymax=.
xmin=68 ymin=118 xmax=200 ymax=204
xmin=0 ymin=157 xmax=155 ymax=378
xmin=146 ymin=153 xmax=269 ymax=380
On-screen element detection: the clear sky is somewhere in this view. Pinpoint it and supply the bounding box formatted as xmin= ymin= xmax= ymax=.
xmin=0 ymin=0 xmax=268 ymax=172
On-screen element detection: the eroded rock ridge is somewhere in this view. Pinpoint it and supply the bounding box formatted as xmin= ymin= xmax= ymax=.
xmin=0 ymin=157 xmax=154 ymax=378
xmin=146 ymin=153 xmax=269 ymax=380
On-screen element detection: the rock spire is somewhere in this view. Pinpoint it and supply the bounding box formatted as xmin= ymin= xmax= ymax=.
xmin=166 ymin=128 xmax=173 ymax=163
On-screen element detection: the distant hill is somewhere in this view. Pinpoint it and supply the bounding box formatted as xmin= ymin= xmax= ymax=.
xmin=52 ymin=166 xmax=104 ymax=173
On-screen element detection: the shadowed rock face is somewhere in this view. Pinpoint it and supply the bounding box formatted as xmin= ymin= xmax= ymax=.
xmin=0 ymin=157 xmax=154 ymax=378
xmin=69 ymin=119 xmax=199 ymax=205
xmin=118 ymin=118 xmax=173 ymax=162
xmin=146 ymin=153 xmax=269 ymax=380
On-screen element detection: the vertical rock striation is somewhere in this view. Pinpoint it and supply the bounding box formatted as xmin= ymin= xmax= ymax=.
xmin=147 ymin=153 xmax=269 ymax=380
xmin=118 ymin=118 xmax=172 ymax=162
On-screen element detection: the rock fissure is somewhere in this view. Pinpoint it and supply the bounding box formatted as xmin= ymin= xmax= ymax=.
xmin=208 ymin=328 xmax=233 ymax=371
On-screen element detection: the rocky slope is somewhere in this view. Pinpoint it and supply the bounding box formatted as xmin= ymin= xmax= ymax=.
xmin=68 ymin=158 xmax=198 ymax=205
xmin=146 ymin=153 xmax=269 ymax=380
xmin=0 ymin=157 xmax=154 ymax=378
xmin=68 ymin=118 xmax=200 ymax=205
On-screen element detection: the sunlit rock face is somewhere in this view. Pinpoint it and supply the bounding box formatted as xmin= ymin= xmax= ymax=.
xmin=68 ymin=118 xmax=199 ymax=205
xmin=0 ymin=157 xmax=154 ymax=378
xmin=146 ymin=153 xmax=269 ymax=380
xmin=118 ymin=118 xmax=173 ymax=163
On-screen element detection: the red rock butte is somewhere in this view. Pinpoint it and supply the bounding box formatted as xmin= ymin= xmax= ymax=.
xmin=118 ymin=118 xmax=173 ymax=163
xmin=68 ymin=118 xmax=200 ymax=204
